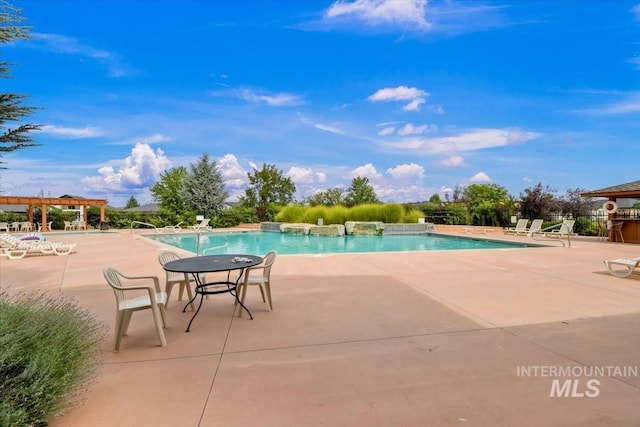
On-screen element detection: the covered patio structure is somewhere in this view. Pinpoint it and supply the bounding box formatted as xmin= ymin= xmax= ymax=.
xmin=582 ymin=180 xmax=640 ymax=244
xmin=0 ymin=196 xmax=108 ymax=232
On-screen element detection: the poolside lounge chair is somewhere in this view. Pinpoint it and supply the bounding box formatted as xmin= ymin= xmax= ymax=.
xmin=160 ymin=222 xmax=183 ymax=233
xmin=525 ymin=219 xmax=544 ymax=236
xmin=505 ymin=219 xmax=529 ymax=234
xmin=543 ymin=219 xmax=575 ymax=237
xmin=103 ymin=267 xmax=168 ymax=351
xmin=604 ymin=257 xmax=640 ymax=278
xmin=0 ymin=233 xmax=76 ymax=259
xmin=189 ymin=218 xmax=210 ymax=230
xmin=236 ymin=250 xmax=277 ymax=317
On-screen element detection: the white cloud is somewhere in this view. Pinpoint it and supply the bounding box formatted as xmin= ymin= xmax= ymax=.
xmin=368 ymin=86 xmax=429 ymax=111
xmin=387 ymin=128 xmax=540 ymax=155
xmin=469 ymin=172 xmax=491 ymax=183
xmin=377 ymin=126 xmax=395 ymax=136
xmin=239 ymin=89 xmax=304 ymax=107
xmin=368 ymin=86 xmax=428 ymax=101
xmin=81 ymin=143 xmax=172 ymax=191
xmin=39 ymin=125 xmax=104 ymax=138
xmin=403 ymin=98 xmax=426 ymax=111
xmin=386 ymin=163 xmax=424 ymax=179
xmin=139 ymin=134 xmax=172 ymax=144
xmin=218 ymin=154 xmax=247 ymax=188
xmin=324 ymin=0 xmax=430 ymax=29
xmin=287 ymin=166 xmax=315 ymax=184
xmin=440 ymin=185 xmax=453 ymax=194
xmin=438 ymin=155 xmax=466 ymax=168
xmin=632 ymin=4 xmax=640 ymax=20
xmin=34 ymin=33 xmax=136 ymax=78
xmin=314 ymin=122 xmax=348 ymax=135
xmin=348 ymin=163 xmax=384 ymax=181
xmin=287 ymin=167 xmax=328 ymax=185
xmin=584 ymin=93 xmax=640 ymax=114
xmin=315 ymin=172 xmax=327 ymax=183
xmin=397 ymin=123 xmax=436 ymax=136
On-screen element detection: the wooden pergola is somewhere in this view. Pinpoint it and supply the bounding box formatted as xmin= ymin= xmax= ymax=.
xmin=0 ymin=196 xmax=108 ymax=232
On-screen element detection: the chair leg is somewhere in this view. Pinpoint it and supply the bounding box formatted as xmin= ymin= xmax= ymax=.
xmin=263 ymin=282 xmax=273 ymax=311
xmin=151 ymin=305 xmax=167 ymax=347
xmin=165 ymin=282 xmax=176 ymax=308
xmin=122 ymin=310 xmax=133 ymax=336
xmin=238 ymin=281 xmax=249 ymax=318
xmin=183 ymin=282 xmax=195 ymax=311
xmin=114 ymin=311 xmax=126 ymax=351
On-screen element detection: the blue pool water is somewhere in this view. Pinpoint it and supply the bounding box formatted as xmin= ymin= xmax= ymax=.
xmin=146 ymin=231 xmax=540 ymax=255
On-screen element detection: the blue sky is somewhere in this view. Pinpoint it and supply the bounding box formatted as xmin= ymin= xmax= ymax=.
xmin=2 ymin=0 xmax=639 ymax=207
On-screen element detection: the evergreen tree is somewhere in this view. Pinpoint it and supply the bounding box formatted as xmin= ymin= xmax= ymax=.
xmin=124 ymin=196 xmax=139 ymax=209
xmin=0 ymin=2 xmax=40 ymax=166
xmin=181 ymin=154 xmax=228 ymax=220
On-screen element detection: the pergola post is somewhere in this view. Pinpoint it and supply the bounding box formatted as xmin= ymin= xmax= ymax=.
xmin=41 ymin=203 xmax=48 ymax=231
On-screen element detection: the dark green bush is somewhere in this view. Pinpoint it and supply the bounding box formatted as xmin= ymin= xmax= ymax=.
xmin=0 ymin=289 xmax=105 ymax=426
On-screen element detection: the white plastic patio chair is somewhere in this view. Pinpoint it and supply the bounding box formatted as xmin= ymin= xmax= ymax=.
xmin=158 ymin=250 xmax=198 ymax=311
xmin=236 ymin=250 xmax=277 ymax=317
xmin=103 ymin=267 xmax=168 ymax=351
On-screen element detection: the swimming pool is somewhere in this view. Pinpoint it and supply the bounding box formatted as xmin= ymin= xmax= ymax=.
xmin=146 ymin=231 xmax=541 ymax=255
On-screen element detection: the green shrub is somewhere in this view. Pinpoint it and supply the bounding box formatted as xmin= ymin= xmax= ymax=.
xmin=0 ymin=289 xmax=105 ymax=426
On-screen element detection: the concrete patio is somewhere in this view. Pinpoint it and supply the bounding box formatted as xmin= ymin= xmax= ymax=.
xmin=1 ymin=229 xmax=639 ymax=426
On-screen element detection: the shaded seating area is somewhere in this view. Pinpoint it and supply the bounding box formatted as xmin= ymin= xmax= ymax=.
xmin=0 ymin=195 xmax=107 ymax=232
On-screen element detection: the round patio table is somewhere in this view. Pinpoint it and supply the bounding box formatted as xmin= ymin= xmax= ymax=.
xmin=162 ymin=254 xmax=263 ymax=331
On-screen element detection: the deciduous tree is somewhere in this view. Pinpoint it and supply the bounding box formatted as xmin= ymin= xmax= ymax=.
xmin=344 ymin=177 xmax=378 ymax=207
xmin=240 ymin=163 xmax=295 ymax=222
xmin=518 ymin=182 xmax=557 ymax=220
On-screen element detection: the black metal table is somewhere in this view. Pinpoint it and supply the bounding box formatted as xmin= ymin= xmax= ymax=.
xmin=162 ymin=254 xmax=263 ymax=331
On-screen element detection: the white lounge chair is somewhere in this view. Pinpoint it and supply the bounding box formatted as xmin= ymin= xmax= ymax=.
xmin=604 ymin=257 xmax=640 ymax=278
xmin=505 ymin=219 xmax=529 ymax=234
xmin=189 ymin=218 xmax=210 ymax=230
xmin=160 ymin=222 xmax=183 ymax=233
xmin=0 ymin=233 xmax=76 ymax=259
xmin=526 ymin=219 xmax=544 ymax=236
xmin=543 ymin=219 xmax=575 ymax=237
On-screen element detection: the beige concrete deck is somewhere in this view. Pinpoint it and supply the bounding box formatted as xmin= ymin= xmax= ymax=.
xmin=1 ymin=229 xmax=639 ymax=426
